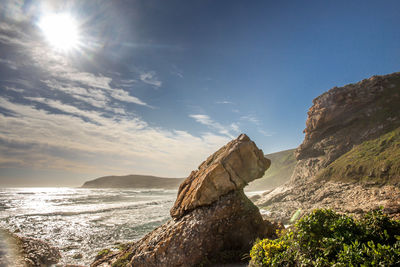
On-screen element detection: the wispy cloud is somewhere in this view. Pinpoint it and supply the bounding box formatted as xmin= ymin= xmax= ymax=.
xmin=189 ymin=114 xmax=239 ymax=138
xmin=4 ymin=85 xmax=24 ymax=93
xmin=0 ymin=5 xmax=231 ymax=182
xmin=0 ymin=58 xmax=18 ymax=70
xmin=140 ymin=71 xmax=162 ymax=87
xmin=0 ymin=97 xmax=230 ymax=177
xmin=258 ymin=129 xmax=273 ymax=137
xmin=171 ymin=65 xmax=184 ymax=78
xmin=216 ymin=100 xmax=234 ymax=105
xmin=110 ymin=89 xmax=148 ymax=106
xmin=1 ymin=0 xmax=278 ymax=186
xmin=240 ymin=115 xmax=261 ymax=126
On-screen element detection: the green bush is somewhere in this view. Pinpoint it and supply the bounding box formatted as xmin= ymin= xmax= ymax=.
xmin=249 ymin=208 xmax=400 ymax=266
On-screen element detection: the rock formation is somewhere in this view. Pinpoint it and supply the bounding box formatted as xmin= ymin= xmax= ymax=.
xmin=0 ymin=229 xmax=61 ymax=267
xmin=256 ymin=72 xmax=400 ymax=222
xmin=171 ymin=134 xmax=270 ymax=218
xmin=292 ymin=72 xmax=400 ymax=183
xmin=91 ymin=134 xmax=277 ymax=267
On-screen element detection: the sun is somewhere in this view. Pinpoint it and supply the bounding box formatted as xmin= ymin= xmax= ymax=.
xmin=39 ymin=13 xmax=79 ymax=52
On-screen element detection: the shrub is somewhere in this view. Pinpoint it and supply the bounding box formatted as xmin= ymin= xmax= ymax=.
xmin=249 ymin=208 xmax=400 ymax=266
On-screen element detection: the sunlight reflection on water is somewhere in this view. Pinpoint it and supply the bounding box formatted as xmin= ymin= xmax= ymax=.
xmin=0 ymin=187 xmax=176 ymax=265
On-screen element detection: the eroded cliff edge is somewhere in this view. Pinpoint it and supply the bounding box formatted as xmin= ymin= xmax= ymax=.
xmin=92 ymin=134 xmax=279 ymax=267
xmin=256 ymin=72 xmax=400 ymax=222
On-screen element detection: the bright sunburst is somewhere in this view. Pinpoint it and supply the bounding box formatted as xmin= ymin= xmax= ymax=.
xmin=39 ymin=13 xmax=79 ymax=52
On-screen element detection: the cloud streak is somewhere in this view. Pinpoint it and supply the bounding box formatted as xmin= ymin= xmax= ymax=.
xmin=0 ymin=96 xmax=230 ymax=178
xmin=189 ymin=114 xmax=240 ymax=138
xmin=140 ymin=71 xmax=162 ymax=87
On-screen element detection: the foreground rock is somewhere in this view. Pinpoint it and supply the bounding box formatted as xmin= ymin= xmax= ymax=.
xmin=171 ymin=134 xmax=270 ymax=218
xmin=92 ymin=134 xmax=277 ymax=267
xmin=0 ymin=229 xmax=61 ymax=267
xmin=256 ymin=72 xmax=400 ymax=222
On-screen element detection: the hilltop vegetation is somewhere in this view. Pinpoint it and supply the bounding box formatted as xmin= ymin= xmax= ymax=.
xmin=247 ymin=149 xmax=296 ymax=191
xmin=317 ymin=127 xmax=400 ymax=185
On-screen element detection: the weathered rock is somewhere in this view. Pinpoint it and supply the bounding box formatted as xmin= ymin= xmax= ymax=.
xmin=0 ymin=229 xmax=61 ymax=267
xmin=171 ymin=134 xmax=270 ymax=219
xmin=256 ymin=72 xmax=400 ymax=222
xmin=92 ymin=134 xmax=274 ymax=267
xmin=292 ymin=72 xmax=400 ymax=183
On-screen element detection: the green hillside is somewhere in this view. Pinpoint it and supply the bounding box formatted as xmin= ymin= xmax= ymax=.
xmin=246 ymin=149 xmax=296 ymax=191
xmin=316 ymin=127 xmax=400 ymax=185
xmin=81 ymin=175 xmax=184 ymax=189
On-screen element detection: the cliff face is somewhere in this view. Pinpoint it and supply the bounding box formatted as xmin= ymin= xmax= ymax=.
xmin=256 ymin=72 xmax=400 ymax=222
xmin=291 ymin=72 xmax=400 ymax=183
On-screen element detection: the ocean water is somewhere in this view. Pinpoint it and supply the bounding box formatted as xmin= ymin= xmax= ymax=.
xmin=0 ymin=187 xmax=177 ymax=265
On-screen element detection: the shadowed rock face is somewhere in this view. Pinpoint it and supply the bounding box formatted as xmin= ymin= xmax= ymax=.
xmin=91 ymin=134 xmax=275 ymax=267
xmin=171 ymin=133 xmax=270 ymax=219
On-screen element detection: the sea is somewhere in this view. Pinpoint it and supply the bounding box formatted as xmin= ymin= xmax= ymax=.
xmin=0 ymin=187 xmax=264 ymax=266
xmin=0 ymin=187 xmax=178 ymax=265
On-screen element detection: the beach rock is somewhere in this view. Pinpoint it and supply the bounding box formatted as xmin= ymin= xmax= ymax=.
xmin=92 ymin=134 xmax=274 ymax=267
xmin=0 ymin=229 xmax=61 ymax=267
xmin=171 ymin=133 xmax=270 ymax=218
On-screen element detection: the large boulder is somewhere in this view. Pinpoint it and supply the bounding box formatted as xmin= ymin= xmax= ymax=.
xmin=92 ymin=134 xmax=275 ymax=267
xmin=171 ymin=133 xmax=270 ymax=219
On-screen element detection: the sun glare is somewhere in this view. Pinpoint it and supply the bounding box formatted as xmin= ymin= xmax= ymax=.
xmin=39 ymin=14 xmax=79 ymax=52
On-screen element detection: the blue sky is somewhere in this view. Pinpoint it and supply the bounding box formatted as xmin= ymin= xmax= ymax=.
xmin=0 ymin=0 xmax=399 ymax=186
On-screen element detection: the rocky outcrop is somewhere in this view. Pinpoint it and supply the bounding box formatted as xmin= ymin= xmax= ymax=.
xmin=92 ymin=134 xmax=277 ymax=267
xmin=171 ymin=134 xmax=270 ymax=218
xmin=292 ymin=72 xmax=400 ymax=183
xmin=256 ymin=72 xmax=400 ymax=222
xmin=0 ymin=229 xmax=61 ymax=267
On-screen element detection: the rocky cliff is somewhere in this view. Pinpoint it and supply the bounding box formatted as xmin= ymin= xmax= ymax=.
xmin=292 ymin=72 xmax=400 ymax=183
xmin=256 ymin=72 xmax=400 ymax=222
xmin=91 ymin=134 xmax=280 ymax=267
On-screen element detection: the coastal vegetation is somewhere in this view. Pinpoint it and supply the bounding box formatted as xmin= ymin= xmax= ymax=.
xmin=250 ymin=209 xmax=400 ymax=266
xmin=317 ymin=127 xmax=400 ymax=185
